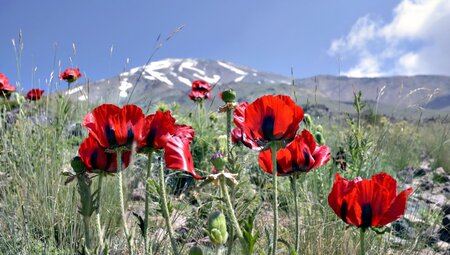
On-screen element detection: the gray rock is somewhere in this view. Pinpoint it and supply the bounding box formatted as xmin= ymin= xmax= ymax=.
xmin=398 ymin=167 xmax=414 ymax=184
xmin=392 ymin=218 xmax=416 ymax=239
xmin=420 ymin=179 xmax=434 ymax=191
xmin=443 ymin=204 xmax=450 ymax=216
xmin=414 ymin=168 xmax=427 ymax=177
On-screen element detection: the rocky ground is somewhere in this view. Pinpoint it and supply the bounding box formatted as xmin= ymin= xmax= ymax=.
xmin=394 ymin=158 xmax=450 ymax=254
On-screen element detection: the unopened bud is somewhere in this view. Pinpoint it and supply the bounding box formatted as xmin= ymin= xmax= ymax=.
xmin=71 ymin=156 xmax=85 ymax=173
xmin=220 ymin=89 xmax=236 ymax=103
xmin=315 ymin=132 xmax=325 ymax=145
xmin=208 ymin=211 xmax=228 ymax=245
xmin=211 ymin=152 xmax=227 ymax=171
xmin=303 ymin=114 xmax=313 ymax=128
xmin=189 ymin=245 xmax=204 ymax=255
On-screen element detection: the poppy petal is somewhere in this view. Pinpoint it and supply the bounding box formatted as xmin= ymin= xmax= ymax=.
xmin=164 ymin=136 xmax=204 ymax=180
xmin=378 ymin=188 xmax=413 ymax=226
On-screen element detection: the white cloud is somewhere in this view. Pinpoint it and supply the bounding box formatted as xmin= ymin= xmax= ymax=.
xmin=329 ymin=0 xmax=450 ymax=77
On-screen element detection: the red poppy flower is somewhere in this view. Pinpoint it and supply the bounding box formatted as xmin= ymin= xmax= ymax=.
xmin=188 ymin=80 xmax=211 ymax=101
xmin=230 ymin=102 xmax=260 ymax=149
xmin=164 ymin=136 xmax=204 ymax=180
xmin=26 ymin=88 xmax=45 ymax=101
xmin=173 ymin=124 xmax=195 ymax=144
xmin=0 ymin=73 xmax=16 ymax=96
xmin=78 ymin=136 xmax=131 ymax=173
xmin=82 ymin=104 xmax=145 ymax=150
xmin=234 ymin=95 xmax=304 ymax=149
xmin=59 ymin=68 xmax=82 ymax=83
xmin=258 ymin=129 xmax=331 ymax=176
xmin=328 ymin=172 xmax=413 ymax=228
xmin=140 ymin=110 xmax=176 ymax=150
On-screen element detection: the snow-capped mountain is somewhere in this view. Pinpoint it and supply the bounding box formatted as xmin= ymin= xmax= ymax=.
xmin=67 ymin=58 xmax=292 ymax=106
xmin=67 ymin=58 xmax=450 ymax=113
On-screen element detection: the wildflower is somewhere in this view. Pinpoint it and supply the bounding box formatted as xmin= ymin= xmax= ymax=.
xmin=0 ymin=73 xmax=16 ymax=97
xmin=234 ymin=95 xmax=304 ymax=149
xmin=26 ymin=88 xmax=44 ymax=101
xmin=258 ymin=129 xmax=331 ymax=176
xmin=82 ymin=104 xmax=145 ymax=150
xmin=328 ymin=172 xmax=412 ymax=228
xmin=59 ymin=68 xmax=82 ymax=83
xmin=188 ymin=80 xmax=211 ymax=101
xmin=78 ymin=136 xmax=131 ymax=173
xmin=231 ymin=102 xmax=260 ymax=150
xmin=140 ymin=110 xmax=203 ymax=179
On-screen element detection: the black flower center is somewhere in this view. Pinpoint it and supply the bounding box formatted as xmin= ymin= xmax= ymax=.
xmin=340 ymin=201 xmax=348 ymax=223
xmin=361 ymin=203 xmax=372 ymax=228
xmin=262 ymin=115 xmax=275 ymax=140
xmin=105 ymin=125 xmax=118 ymax=147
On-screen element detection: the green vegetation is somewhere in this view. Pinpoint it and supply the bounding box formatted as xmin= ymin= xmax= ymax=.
xmin=0 ymin=87 xmax=448 ymax=254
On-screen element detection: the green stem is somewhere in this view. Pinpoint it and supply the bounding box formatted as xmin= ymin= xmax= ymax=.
xmin=219 ymin=172 xmax=244 ymax=241
xmin=158 ymin=158 xmax=179 ymax=255
xmin=83 ymin=216 xmax=92 ymax=252
xmin=360 ymin=228 xmax=366 ymax=255
xmin=226 ymin=107 xmax=232 ymax=157
xmin=95 ymin=174 xmax=104 ymax=252
xmin=117 ymin=152 xmax=133 ymax=254
xmin=271 ymin=142 xmax=279 ymax=255
xmin=144 ymin=151 xmax=153 ymax=255
xmin=290 ymin=175 xmax=300 ymax=254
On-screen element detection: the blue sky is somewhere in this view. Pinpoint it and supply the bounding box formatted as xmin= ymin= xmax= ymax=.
xmin=2 ymin=0 xmax=449 ymax=91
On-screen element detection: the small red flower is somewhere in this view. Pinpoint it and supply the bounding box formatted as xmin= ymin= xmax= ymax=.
xmin=26 ymin=88 xmax=45 ymax=101
xmin=188 ymin=80 xmax=211 ymax=101
xmin=328 ymin=172 xmax=413 ymax=228
xmin=0 ymin=73 xmax=16 ymax=96
xmin=78 ymin=136 xmax=131 ymax=173
xmin=258 ymin=129 xmax=331 ymax=176
xmin=234 ymin=95 xmax=304 ymax=149
xmin=59 ymin=68 xmax=82 ymax=83
xmin=82 ymin=104 xmax=145 ymax=150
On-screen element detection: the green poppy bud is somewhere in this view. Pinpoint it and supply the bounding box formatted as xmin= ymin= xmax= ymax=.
xmin=157 ymin=103 xmax=169 ymax=112
xmin=303 ymin=113 xmax=313 ymax=128
xmin=208 ymin=211 xmax=228 ymax=245
xmin=220 ymin=89 xmax=236 ymax=103
xmin=209 ymin=112 xmax=218 ymax=122
xmin=211 ymin=152 xmax=228 ymax=171
xmin=71 ymin=156 xmax=85 ymax=173
xmin=315 ymin=132 xmax=325 ymax=145
xmin=188 ymin=245 xmax=204 ymax=255
xmin=316 ymin=125 xmax=323 ymax=133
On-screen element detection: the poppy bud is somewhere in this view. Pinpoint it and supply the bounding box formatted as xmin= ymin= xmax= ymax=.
xmin=303 ymin=113 xmax=313 ymax=128
xmin=209 ymin=112 xmax=218 ymax=123
xmin=315 ymin=132 xmax=325 ymax=145
xmin=188 ymin=245 xmax=204 ymax=255
xmin=211 ymin=152 xmax=227 ymax=171
xmin=220 ymin=89 xmax=236 ymax=103
xmin=71 ymin=156 xmax=85 ymax=173
xmin=316 ymin=125 xmax=323 ymax=133
xmin=207 ymin=211 xmax=228 ymax=245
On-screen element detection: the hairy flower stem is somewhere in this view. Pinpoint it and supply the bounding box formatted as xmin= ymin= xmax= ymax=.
xmin=290 ymin=175 xmax=300 ymax=254
xmin=271 ymin=142 xmax=279 ymax=255
xmin=144 ymin=151 xmax=153 ymax=255
xmin=219 ymin=171 xmax=244 ymax=240
xmin=158 ymin=158 xmax=179 ymax=255
xmin=117 ymin=152 xmax=133 ymax=255
xmin=83 ymin=216 xmax=92 ymax=252
xmin=95 ymin=174 xmax=104 ymax=252
xmin=226 ymin=107 xmax=232 ymax=157
xmin=360 ymin=228 xmax=366 ymax=255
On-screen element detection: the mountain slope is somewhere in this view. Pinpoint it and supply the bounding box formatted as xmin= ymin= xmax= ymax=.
xmin=67 ymin=58 xmax=450 ymax=113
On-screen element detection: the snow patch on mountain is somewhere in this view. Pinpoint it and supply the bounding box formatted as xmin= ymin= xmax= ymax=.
xmin=193 ymin=73 xmax=221 ymax=84
xmin=234 ymin=76 xmax=246 ymax=82
xmin=178 ymin=76 xmax=192 ymax=86
xmin=119 ymin=79 xmax=133 ymax=97
xmin=218 ymin=61 xmax=248 ymax=75
xmin=179 ymin=60 xmax=205 ymax=75
xmin=65 ymin=86 xmax=83 ymax=95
